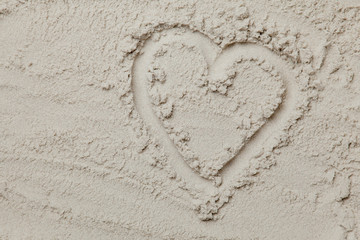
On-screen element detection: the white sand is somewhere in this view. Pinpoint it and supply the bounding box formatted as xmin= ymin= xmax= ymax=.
xmin=1 ymin=0 xmax=360 ymax=239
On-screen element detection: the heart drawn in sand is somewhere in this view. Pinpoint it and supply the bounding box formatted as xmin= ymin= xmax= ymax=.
xmin=133 ymin=28 xmax=285 ymax=180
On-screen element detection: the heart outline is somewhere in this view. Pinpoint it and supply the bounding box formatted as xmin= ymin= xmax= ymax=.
xmin=131 ymin=26 xmax=313 ymax=220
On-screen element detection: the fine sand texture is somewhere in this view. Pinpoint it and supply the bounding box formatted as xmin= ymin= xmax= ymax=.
xmin=1 ymin=1 xmax=360 ymax=239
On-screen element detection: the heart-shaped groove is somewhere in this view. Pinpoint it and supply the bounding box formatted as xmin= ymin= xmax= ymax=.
xmin=132 ymin=28 xmax=299 ymax=186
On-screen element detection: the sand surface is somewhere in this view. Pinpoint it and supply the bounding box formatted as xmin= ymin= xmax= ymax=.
xmin=1 ymin=0 xmax=360 ymax=239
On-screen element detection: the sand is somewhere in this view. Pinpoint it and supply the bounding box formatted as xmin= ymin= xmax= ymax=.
xmin=0 ymin=0 xmax=360 ymax=239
